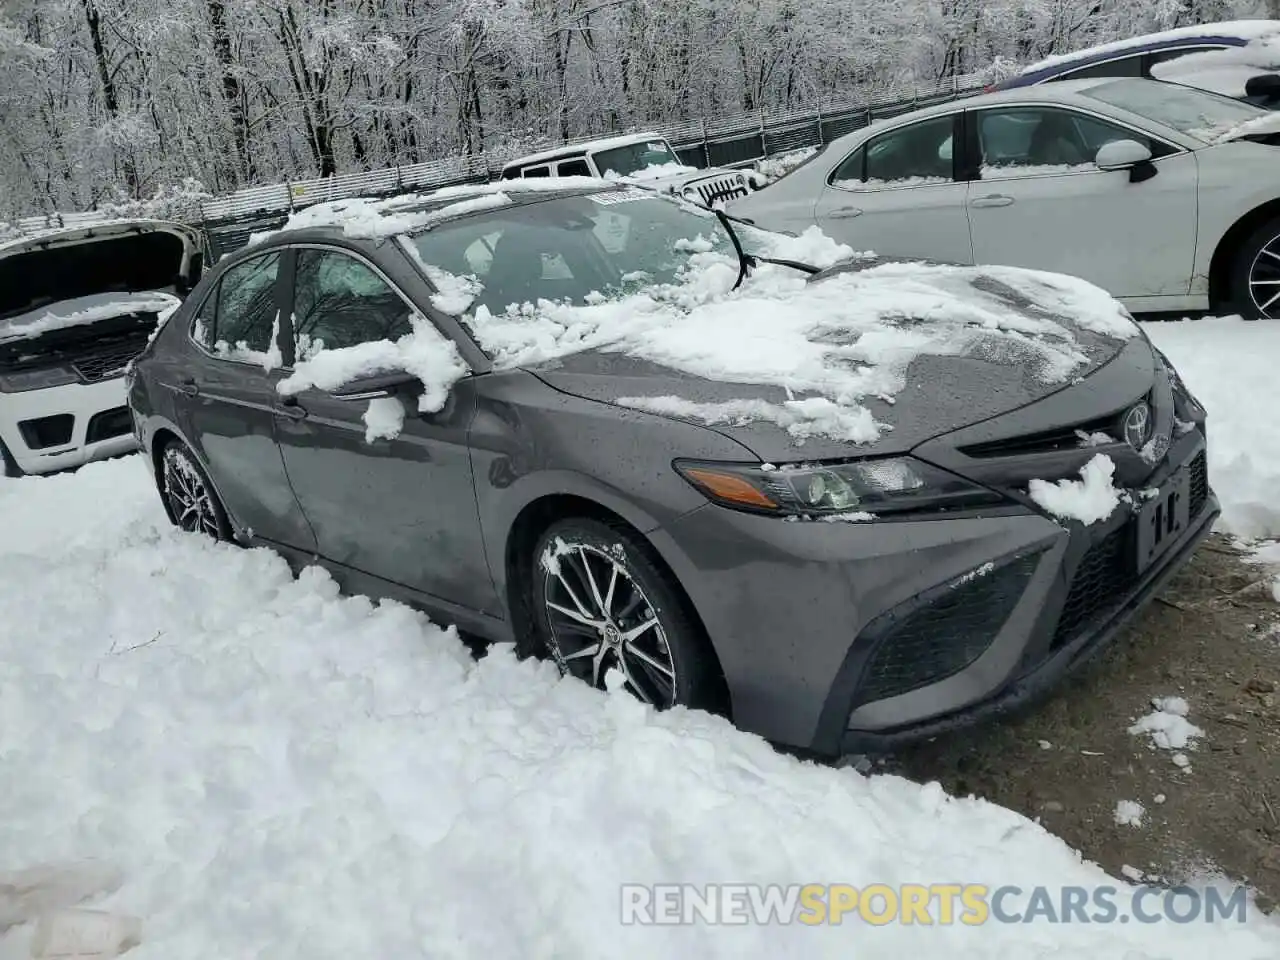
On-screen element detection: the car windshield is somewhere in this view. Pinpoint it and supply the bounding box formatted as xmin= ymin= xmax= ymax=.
xmin=409 ymin=191 xmax=749 ymax=320
xmin=590 ymin=140 xmax=682 ymax=177
xmin=1081 ymin=77 xmax=1267 ymax=141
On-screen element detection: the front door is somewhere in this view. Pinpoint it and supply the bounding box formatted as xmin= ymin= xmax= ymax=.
xmin=271 ymin=246 xmax=500 ymax=615
xmin=964 ymin=105 xmax=1199 ymax=300
xmin=813 ymin=112 xmax=974 ymax=264
xmin=174 ymin=250 xmax=316 ymax=550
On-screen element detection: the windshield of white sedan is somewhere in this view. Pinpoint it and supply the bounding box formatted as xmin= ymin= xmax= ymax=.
xmin=1082 ymin=78 xmax=1266 ymax=141
xmin=409 ymin=192 xmax=739 ymax=316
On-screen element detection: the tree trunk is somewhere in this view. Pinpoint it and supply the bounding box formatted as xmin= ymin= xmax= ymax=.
xmin=81 ymin=0 xmax=139 ymax=195
xmin=205 ymin=0 xmax=252 ymax=183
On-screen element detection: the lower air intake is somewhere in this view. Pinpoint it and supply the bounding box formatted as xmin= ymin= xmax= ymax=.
xmin=856 ymin=553 xmax=1040 ymax=704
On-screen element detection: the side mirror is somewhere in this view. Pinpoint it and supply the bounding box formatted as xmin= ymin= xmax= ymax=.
xmin=1244 ymin=73 xmax=1280 ymax=105
xmin=330 ymin=370 xmax=421 ymax=401
xmin=1096 ymin=139 xmax=1157 ymax=183
xmin=1095 ymin=139 xmax=1153 ymax=170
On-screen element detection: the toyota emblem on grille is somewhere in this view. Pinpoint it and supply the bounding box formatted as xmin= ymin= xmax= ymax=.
xmin=1122 ymin=402 xmax=1152 ymax=451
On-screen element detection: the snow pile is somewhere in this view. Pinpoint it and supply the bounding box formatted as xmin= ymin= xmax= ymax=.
xmin=3 ymin=459 xmax=1280 ymax=958
xmin=1114 ymin=800 xmax=1145 ymax=827
xmin=463 ymin=252 xmax=1135 ymax=445
xmin=277 ymin=314 xmax=467 ymax=414
xmin=620 ymin=162 xmax=701 ymax=182
xmin=754 ymin=147 xmax=820 ymax=181
xmin=1129 ymin=696 xmax=1205 ymax=751
xmin=0 ymin=291 xmax=182 ymax=342
xmin=1146 ymin=317 xmax=1280 ymax=539
xmin=1028 ymin=454 xmax=1121 ymax=525
xmin=362 ymin=396 xmax=406 ymax=443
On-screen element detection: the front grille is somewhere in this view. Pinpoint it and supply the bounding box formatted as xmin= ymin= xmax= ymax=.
xmin=1188 ymin=452 xmax=1208 ymax=518
xmin=71 ymin=343 xmax=144 ymax=384
xmin=687 ymin=175 xmax=750 ymax=206
xmin=18 ymin=413 xmax=74 ymax=450
xmin=85 ymin=406 xmax=132 ymax=444
xmin=1051 ymin=528 xmax=1138 ymax=649
xmin=959 ymin=398 xmax=1149 ymax=459
xmin=856 ymin=554 xmax=1039 ymax=704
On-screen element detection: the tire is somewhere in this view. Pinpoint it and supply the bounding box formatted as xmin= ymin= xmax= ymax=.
xmin=529 ymin=516 xmax=723 ymax=712
xmin=160 ymin=441 xmax=233 ymax=541
xmin=0 ymin=440 xmax=21 ymax=479
xmin=1228 ymin=217 xmax=1280 ymax=319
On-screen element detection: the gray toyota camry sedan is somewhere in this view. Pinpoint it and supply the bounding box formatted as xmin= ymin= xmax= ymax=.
xmin=126 ymin=181 xmax=1217 ymax=757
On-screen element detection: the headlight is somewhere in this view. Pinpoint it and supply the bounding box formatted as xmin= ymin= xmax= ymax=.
xmin=673 ymin=456 xmax=1003 ymax=517
xmin=0 ymin=365 xmax=79 ymax=393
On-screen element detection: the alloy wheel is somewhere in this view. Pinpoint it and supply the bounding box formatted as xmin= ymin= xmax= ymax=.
xmin=540 ymin=541 xmax=677 ymax=706
xmin=1248 ymin=232 xmax=1280 ymax=318
xmin=164 ymin=451 xmax=221 ymax=538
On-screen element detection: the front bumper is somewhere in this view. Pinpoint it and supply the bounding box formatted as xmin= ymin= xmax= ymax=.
xmin=652 ymin=429 xmax=1216 ymax=755
xmin=0 ymin=377 xmax=139 ymax=475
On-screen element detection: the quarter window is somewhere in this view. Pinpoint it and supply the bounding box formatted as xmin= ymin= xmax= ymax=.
xmin=291 ymin=250 xmax=414 ymax=359
xmin=193 ymin=252 xmax=280 ymax=355
xmin=835 ymin=115 xmax=955 ymax=188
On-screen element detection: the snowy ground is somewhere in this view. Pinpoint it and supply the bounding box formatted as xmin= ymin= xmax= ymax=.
xmin=2 ymin=317 xmax=1279 ymax=958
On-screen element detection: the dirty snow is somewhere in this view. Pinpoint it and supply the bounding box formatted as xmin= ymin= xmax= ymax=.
xmin=1129 ymin=697 xmax=1205 ymax=751
xmin=362 ymin=396 xmax=406 ymax=443
xmin=4 ymin=458 xmax=1280 ymax=958
xmin=1146 ymin=317 xmax=1280 ymax=539
xmin=1114 ymin=801 xmax=1146 ymax=827
xmin=1028 ymin=454 xmax=1121 ymax=525
xmin=0 ymin=291 xmax=182 ymax=342
xmin=277 ymin=315 xmax=466 ymax=413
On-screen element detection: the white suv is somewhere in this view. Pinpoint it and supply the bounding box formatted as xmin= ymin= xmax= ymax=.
xmin=499 ymin=133 xmax=761 ymax=207
xmin=0 ymin=219 xmax=203 ymax=476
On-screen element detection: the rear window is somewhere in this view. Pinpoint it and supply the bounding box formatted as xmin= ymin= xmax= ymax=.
xmin=1082 ymin=78 xmax=1266 ymax=140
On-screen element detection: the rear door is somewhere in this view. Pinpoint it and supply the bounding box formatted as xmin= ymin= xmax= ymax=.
xmin=271 ymin=245 xmax=500 ymax=615
xmin=963 ymin=104 xmax=1199 ymax=299
xmin=173 ymin=250 xmax=317 ymax=550
xmin=813 ymin=112 xmax=974 ymax=263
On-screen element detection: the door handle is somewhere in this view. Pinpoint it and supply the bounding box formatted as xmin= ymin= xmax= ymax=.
xmin=274 ymin=399 xmax=308 ymax=421
xmin=827 ymin=206 xmax=863 ymax=218
xmin=970 ymin=194 xmax=1015 ymax=208
xmin=177 ymin=376 xmax=200 ymax=397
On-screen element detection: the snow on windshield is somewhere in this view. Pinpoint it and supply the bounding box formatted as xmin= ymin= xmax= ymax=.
xmin=1082 ymin=78 xmax=1267 ymax=141
xmin=0 ymin=291 xmax=182 ymax=342
xmin=447 ymin=244 xmax=1136 ymax=445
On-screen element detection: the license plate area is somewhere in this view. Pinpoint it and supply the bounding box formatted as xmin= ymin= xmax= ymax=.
xmin=1135 ymin=468 xmax=1190 ymax=574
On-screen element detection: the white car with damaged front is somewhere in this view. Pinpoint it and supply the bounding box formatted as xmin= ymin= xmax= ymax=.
xmin=0 ymin=220 xmax=203 ymax=476
xmin=728 ymin=77 xmax=1280 ymax=318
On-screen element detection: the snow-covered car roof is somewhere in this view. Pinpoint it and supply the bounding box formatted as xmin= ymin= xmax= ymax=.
xmin=501 ymin=133 xmax=670 ymax=170
xmin=1013 ymin=19 xmax=1280 ymax=79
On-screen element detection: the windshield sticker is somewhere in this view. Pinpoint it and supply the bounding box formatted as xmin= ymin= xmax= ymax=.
xmin=589 ymin=189 xmax=649 ymax=205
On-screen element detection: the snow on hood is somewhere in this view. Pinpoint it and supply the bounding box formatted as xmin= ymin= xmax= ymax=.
xmin=0 ymin=291 xmax=182 ymax=343
xmin=1019 ymin=20 xmax=1280 ymax=75
xmin=1204 ymin=110 xmax=1280 ymax=142
xmin=1151 ymin=35 xmax=1280 ymax=99
xmin=461 ymin=246 xmax=1137 ymax=446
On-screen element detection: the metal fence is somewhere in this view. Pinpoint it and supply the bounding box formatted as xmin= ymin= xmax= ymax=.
xmin=6 ymin=70 xmax=989 ymax=259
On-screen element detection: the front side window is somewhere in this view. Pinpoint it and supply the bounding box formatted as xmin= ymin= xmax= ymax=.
xmin=522 ymin=165 xmax=551 ymax=178
xmin=194 ymin=252 xmax=280 ymax=355
xmin=977 ymin=106 xmax=1162 ymax=175
xmin=291 ymin=250 xmax=414 ymax=359
xmin=835 ymin=115 xmax=955 ymax=188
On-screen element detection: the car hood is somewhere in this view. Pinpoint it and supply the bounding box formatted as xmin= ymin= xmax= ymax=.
xmin=0 ymin=219 xmax=202 ymax=327
xmin=521 ymin=258 xmax=1140 ymax=462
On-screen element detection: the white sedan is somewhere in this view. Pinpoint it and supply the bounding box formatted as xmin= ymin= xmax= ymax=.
xmin=729 ymin=78 xmax=1280 ymax=318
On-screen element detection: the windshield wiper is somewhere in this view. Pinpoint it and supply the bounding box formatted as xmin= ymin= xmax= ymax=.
xmin=713 ymin=208 xmax=821 ymax=289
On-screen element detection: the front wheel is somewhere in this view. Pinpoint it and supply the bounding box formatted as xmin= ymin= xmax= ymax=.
xmin=1229 ymin=218 xmax=1280 ymax=319
xmin=530 ymin=517 xmax=722 ymax=711
xmin=161 ymin=442 xmax=232 ymax=541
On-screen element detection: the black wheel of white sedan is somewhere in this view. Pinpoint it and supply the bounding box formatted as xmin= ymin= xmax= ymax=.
xmin=161 ymin=442 xmax=232 ymax=541
xmin=1230 ymin=218 xmax=1280 ymax=319
xmin=530 ymin=518 xmax=722 ymax=711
